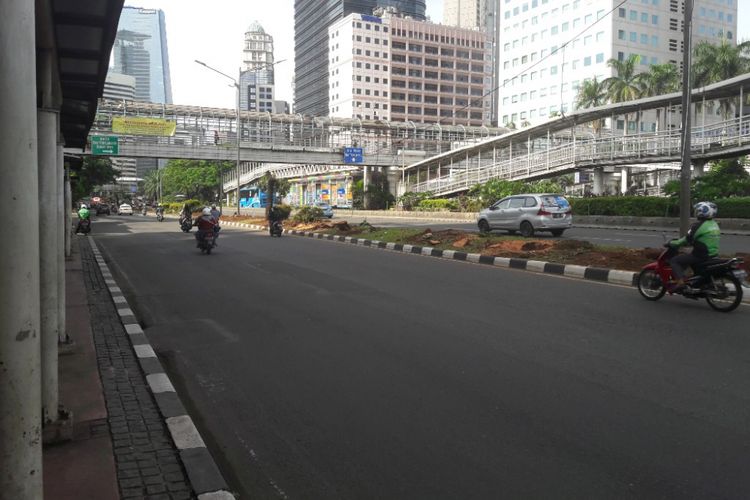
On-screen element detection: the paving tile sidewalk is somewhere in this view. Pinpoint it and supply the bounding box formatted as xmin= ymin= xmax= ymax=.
xmin=43 ymin=237 xmax=195 ymax=499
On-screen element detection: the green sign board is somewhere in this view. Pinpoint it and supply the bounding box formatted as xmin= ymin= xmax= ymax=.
xmin=91 ymin=135 xmax=119 ymax=155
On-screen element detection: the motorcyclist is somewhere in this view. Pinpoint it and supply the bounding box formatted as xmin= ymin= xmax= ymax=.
xmin=667 ymin=201 xmax=721 ymax=291
xmin=179 ymin=203 xmax=191 ymax=224
xmin=193 ymin=207 xmax=217 ymax=247
xmin=210 ymin=204 xmax=221 ymax=244
xmin=268 ymin=205 xmax=283 ymax=236
xmin=155 ymin=203 xmax=165 ymax=215
xmin=75 ymin=204 xmax=90 ymax=233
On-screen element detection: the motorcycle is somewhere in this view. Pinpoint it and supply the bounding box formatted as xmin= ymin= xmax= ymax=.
xmin=141 ymin=206 xmax=148 ymax=216
xmin=196 ymin=230 xmax=215 ymax=254
xmin=76 ymin=218 xmax=91 ymax=235
xmin=637 ymin=245 xmax=746 ymax=312
xmin=156 ymin=211 xmax=164 ymax=222
xmin=269 ymin=220 xmax=283 ymax=237
xmin=179 ymin=215 xmax=192 ymax=233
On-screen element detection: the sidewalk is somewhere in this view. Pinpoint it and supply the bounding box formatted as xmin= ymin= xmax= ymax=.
xmin=43 ymin=237 xmax=197 ymax=499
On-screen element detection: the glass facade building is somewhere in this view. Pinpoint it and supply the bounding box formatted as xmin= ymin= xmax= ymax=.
xmin=112 ymin=6 xmax=172 ymax=104
xmin=294 ymin=0 xmax=426 ymax=116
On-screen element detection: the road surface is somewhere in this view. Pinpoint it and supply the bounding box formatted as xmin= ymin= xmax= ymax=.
xmin=93 ymin=215 xmax=750 ymax=499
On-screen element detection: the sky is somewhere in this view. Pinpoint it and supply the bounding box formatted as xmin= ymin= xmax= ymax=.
xmin=123 ymin=0 xmax=442 ymax=109
xmin=124 ymin=0 xmax=746 ymax=110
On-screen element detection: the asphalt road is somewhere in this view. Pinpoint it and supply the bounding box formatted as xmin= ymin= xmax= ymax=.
xmin=330 ymin=214 xmax=750 ymax=255
xmin=94 ymin=215 xmax=750 ymax=499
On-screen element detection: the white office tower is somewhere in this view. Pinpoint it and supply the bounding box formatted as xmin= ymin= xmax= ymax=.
xmin=240 ymin=21 xmax=276 ymax=112
xmin=497 ymin=0 xmax=738 ymax=130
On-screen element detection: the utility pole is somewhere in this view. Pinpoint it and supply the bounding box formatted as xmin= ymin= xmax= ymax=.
xmin=679 ymin=0 xmax=694 ymax=235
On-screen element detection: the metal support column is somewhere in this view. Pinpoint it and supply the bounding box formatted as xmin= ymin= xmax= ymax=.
xmin=0 ymin=0 xmax=43 ymax=495
xmin=740 ymin=87 xmax=744 ymax=145
xmin=64 ymin=166 xmax=71 ymax=257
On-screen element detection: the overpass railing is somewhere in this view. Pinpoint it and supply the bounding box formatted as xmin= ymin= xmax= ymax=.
xmin=410 ymin=115 xmax=750 ymax=196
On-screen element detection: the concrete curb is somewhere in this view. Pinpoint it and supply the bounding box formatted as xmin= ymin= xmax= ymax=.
xmin=220 ymin=220 xmax=750 ymax=303
xmin=87 ymin=238 xmax=235 ymax=499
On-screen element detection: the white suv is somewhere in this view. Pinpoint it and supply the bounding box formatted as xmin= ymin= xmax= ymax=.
xmin=477 ymin=193 xmax=572 ymax=237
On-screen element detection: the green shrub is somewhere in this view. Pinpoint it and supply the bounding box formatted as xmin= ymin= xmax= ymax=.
xmin=570 ymin=196 xmax=679 ymax=217
xmin=163 ymin=198 xmax=203 ymax=214
xmin=715 ymin=197 xmax=750 ymax=218
xmin=293 ymin=205 xmax=325 ymax=223
xmin=417 ymin=198 xmax=459 ymax=211
xmin=398 ymin=191 xmax=431 ymax=210
xmin=269 ymin=204 xmax=292 ymax=221
xmin=568 ymin=196 xmax=750 ymax=218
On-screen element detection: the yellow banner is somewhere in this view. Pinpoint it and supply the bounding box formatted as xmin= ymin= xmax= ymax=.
xmin=112 ymin=116 xmax=176 ymax=136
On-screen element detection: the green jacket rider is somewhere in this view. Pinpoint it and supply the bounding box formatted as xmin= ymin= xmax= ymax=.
xmin=668 ymin=201 xmax=720 ymax=289
xmin=78 ymin=205 xmax=90 ymax=220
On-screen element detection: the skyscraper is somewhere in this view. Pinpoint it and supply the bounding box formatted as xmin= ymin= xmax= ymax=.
xmin=112 ymin=6 xmax=172 ymax=104
xmin=294 ymin=0 xmax=427 ymax=117
xmin=240 ymin=22 xmax=276 ymax=112
xmin=111 ymin=6 xmax=173 ymax=177
xmin=442 ymin=0 xmax=501 ymax=125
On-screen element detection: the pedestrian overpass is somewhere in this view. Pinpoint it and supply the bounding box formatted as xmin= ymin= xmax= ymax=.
xmin=404 ymin=73 xmax=750 ymax=196
xmin=87 ymin=99 xmax=507 ymax=167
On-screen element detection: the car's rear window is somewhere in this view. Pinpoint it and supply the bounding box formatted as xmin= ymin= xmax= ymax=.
xmin=540 ymin=195 xmax=570 ymax=209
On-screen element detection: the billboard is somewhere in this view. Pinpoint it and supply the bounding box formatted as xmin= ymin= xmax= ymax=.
xmin=112 ymin=116 xmax=176 ymax=136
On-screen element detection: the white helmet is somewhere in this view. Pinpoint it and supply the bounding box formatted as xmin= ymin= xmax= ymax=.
xmin=693 ymin=201 xmax=717 ymax=220
xmin=202 ymin=207 xmax=212 ymax=216
xmin=80 ymin=204 xmax=87 ymax=209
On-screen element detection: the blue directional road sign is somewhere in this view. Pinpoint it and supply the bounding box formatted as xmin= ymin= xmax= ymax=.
xmin=343 ymin=147 xmax=364 ymax=164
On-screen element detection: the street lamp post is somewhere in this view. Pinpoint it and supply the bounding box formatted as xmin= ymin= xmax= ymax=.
xmin=195 ymin=59 xmax=242 ymax=215
xmin=196 ymin=58 xmax=286 ymax=216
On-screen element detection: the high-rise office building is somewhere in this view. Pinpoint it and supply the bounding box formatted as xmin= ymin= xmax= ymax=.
xmin=294 ymin=0 xmax=427 ymax=117
xmin=112 ymin=6 xmax=172 ymax=104
xmin=497 ymin=0 xmax=737 ymax=130
xmin=328 ymin=10 xmax=492 ymax=126
xmin=240 ymin=22 xmax=276 ymax=112
xmin=442 ymin=0 xmax=501 ymax=125
xmin=111 ymin=6 xmax=173 ymax=178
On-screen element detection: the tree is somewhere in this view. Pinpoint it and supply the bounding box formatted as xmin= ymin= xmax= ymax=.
xmin=71 ymin=156 xmax=119 ymax=202
xmin=575 ymin=77 xmax=609 ymax=135
xmin=692 ymin=40 xmax=750 ymax=121
xmin=604 ymin=55 xmax=646 ymax=134
xmin=160 ymin=160 xmax=231 ymax=201
xmin=664 ymin=156 xmax=750 ymax=201
xmin=640 ymin=63 xmax=680 ymax=131
xmin=142 ymin=170 xmax=160 ymax=202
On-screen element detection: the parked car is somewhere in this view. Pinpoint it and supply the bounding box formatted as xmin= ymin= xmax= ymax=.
xmin=118 ymin=203 xmax=133 ymax=215
xmin=477 ymin=193 xmax=572 ymax=237
xmin=95 ymin=203 xmax=111 ymax=215
xmin=315 ymin=202 xmax=334 ymax=218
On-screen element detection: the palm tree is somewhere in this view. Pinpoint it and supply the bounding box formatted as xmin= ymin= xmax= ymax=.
xmin=640 ymin=63 xmax=680 ymax=131
xmin=143 ymin=170 xmax=160 ymax=202
xmin=692 ymin=40 xmax=750 ymax=121
xmin=575 ymin=77 xmax=609 ymax=135
xmin=603 ymin=54 xmax=646 ymax=134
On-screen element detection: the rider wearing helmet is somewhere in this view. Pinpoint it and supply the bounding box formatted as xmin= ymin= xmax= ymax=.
xmin=193 ymin=207 xmax=217 ymax=247
xmin=76 ymin=204 xmax=90 ymax=233
xmin=667 ymin=201 xmax=720 ymax=291
xmin=155 ymin=202 xmax=164 ymax=215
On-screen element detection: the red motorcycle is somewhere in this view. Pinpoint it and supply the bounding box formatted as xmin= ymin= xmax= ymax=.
xmin=637 ymin=245 xmax=746 ymax=312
